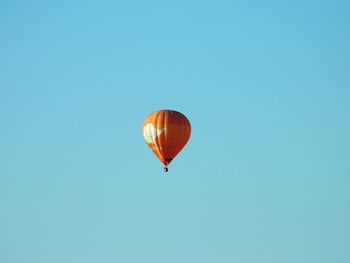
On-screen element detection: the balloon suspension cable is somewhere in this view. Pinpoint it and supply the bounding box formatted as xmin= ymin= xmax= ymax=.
xmin=163 ymin=167 xmax=169 ymax=172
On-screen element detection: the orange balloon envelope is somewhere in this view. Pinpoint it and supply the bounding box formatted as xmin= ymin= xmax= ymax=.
xmin=142 ymin=110 xmax=191 ymax=172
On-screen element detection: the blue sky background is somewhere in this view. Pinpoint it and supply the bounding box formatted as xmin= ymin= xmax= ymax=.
xmin=1 ymin=0 xmax=350 ymax=262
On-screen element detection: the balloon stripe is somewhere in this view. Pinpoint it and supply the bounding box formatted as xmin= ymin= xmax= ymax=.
xmin=155 ymin=111 xmax=163 ymax=162
xmin=163 ymin=110 xmax=168 ymax=159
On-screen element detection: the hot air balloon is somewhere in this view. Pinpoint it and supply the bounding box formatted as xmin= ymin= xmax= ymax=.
xmin=142 ymin=110 xmax=191 ymax=172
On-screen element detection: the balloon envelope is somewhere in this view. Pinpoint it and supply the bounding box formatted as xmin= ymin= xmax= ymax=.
xmin=142 ymin=110 xmax=191 ymax=168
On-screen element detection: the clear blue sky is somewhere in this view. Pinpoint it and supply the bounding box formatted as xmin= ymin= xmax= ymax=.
xmin=1 ymin=0 xmax=349 ymax=262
